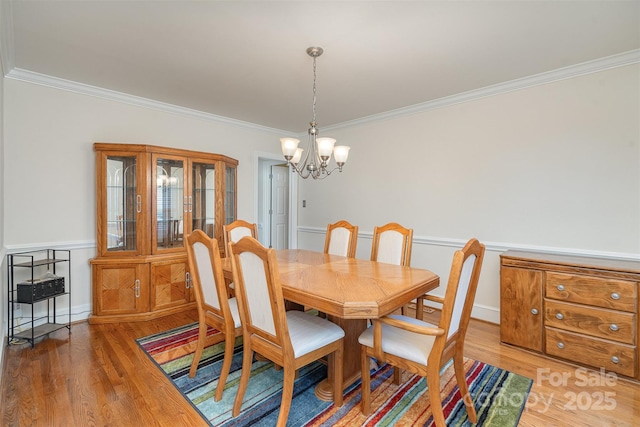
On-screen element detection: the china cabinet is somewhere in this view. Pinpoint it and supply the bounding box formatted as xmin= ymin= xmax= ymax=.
xmin=500 ymin=250 xmax=640 ymax=379
xmin=90 ymin=143 xmax=238 ymax=323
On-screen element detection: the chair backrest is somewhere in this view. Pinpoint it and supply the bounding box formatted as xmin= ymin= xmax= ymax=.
xmin=230 ymin=236 xmax=292 ymax=355
xmin=370 ymin=222 xmax=413 ymax=266
xmin=223 ymin=219 xmax=258 ymax=254
xmin=438 ymin=238 xmax=485 ymax=342
xmin=324 ymin=220 xmax=358 ymax=258
xmin=186 ymin=230 xmax=230 ymax=319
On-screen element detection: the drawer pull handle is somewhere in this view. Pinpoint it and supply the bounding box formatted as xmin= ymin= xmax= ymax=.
xmin=557 ymin=284 xmax=565 ymax=292
xmin=610 ymin=324 xmax=619 ymax=332
xmin=557 ymin=342 xmax=565 ymax=349
xmin=611 ymin=356 xmax=620 ymax=364
xmin=611 ymin=292 xmax=620 ymax=300
xmin=531 ymin=308 xmax=539 ymax=315
xmin=555 ymin=313 xmax=564 ymax=320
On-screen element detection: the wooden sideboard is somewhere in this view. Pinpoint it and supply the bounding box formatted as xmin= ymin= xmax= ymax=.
xmin=500 ymin=250 xmax=640 ymax=379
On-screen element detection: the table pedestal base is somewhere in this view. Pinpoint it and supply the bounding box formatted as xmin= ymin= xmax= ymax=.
xmin=314 ymin=316 xmax=368 ymax=401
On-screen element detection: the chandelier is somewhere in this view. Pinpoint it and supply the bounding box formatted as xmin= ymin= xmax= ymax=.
xmin=280 ymin=47 xmax=350 ymax=180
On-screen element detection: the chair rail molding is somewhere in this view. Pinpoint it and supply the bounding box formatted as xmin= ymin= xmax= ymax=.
xmin=296 ymin=226 xmax=640 ymax=261
xmin=4 ymin=240 xmax=96 ymax=254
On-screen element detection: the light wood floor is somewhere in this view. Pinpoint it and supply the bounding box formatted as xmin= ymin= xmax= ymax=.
xmin=2 ymin=308 xmax=639 ymax=426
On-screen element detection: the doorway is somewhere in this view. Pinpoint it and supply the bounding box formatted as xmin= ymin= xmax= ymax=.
xmin=256 ymin=155 xmax=295 ymax=249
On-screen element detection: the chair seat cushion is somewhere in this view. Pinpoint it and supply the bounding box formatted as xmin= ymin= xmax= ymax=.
xmin=358 ymin=314 xmax=436 ymax=365
xmin=287 ymin=310 xmax=345 ymax=358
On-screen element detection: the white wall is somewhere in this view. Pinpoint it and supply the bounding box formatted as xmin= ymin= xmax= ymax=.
xmin=2 ymin=79 xmax=282 ymax=329
xmin=296 ymin=64 xmax=640 ymax=323
xmin=1 ymin=62 xmax=638 ymax=331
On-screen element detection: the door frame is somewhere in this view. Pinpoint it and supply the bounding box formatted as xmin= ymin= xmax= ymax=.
xmin=254 ymin=151 xmax=298 ymax=249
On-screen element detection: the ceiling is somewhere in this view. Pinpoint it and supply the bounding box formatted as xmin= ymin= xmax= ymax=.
xmin=3 ymin=1 xmax=639 ymax=133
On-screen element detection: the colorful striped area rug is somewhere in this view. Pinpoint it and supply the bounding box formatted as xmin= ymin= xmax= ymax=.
xmin=136 ymin=322 xmax=532 ymax=426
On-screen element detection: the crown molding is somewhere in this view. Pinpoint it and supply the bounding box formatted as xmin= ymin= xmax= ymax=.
xmin=5 ymin=67 xmax=289 ymax=135
xmin=3 ymin=47 xmax=639 ymax=135
xmin=323 ymin=49 xmax=640 ymax=132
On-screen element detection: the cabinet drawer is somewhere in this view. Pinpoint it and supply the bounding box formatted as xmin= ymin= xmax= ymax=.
xmin=545 ymin=272 xmax=637 ymax=312
xmin=545 ymin=327 xmax=636 ymax=377
xmin=545 ymin=299 xmax=635 ymax=344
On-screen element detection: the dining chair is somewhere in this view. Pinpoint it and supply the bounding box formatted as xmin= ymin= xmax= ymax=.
xmin=223 ymin=219 xmax=258 ymax=254
xmin=370 ymin=222 xmax=414 ymax=315
xmin=185 ymin=230 xmax=242 ymax=402
xmin=370 ymin=222 xmax=413 ymax=266
xmin=223 ymin=219 xmax=258 ymax=294
xmin=229 ymin=236 xmax=345 ymax=426
xmin=324 ymin=220 xmax=358 ymax=258
xmin=358 ymin=238 xmax=485 ymax=427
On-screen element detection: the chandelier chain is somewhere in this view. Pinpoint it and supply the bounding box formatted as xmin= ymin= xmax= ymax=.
xmin=312 ymin=55 xmax=317 ymax=124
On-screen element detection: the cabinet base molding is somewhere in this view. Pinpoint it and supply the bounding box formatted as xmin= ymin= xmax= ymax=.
xmin=88 ymin=302 xmax=197 ymax=325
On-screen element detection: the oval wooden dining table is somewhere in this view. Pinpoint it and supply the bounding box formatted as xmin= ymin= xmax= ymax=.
xmin=222 ymin=249 xmax=440 ymax=401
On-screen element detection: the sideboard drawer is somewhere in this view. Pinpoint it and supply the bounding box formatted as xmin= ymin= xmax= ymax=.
xmin=544 ymin=299 xmax=635 ymax=344
xmin=545 ymin=327 xmax=636 ymax=377
xmin=546 ymin=272 xmax=636 ymax=312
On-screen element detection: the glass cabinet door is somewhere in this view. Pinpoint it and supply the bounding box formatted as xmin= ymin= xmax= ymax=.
xmin=154 ymin=155 xmax=186 ymax=252
xmin=191 ymin=162 xmax=216 ymax=238
xmin=105 ymin=155 xmax=140 ymax=253
xmin=224 ymin=164 xmax=236 ymax=225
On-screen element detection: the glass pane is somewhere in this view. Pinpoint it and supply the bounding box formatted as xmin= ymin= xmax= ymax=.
xmin=225 ymin=166 xmax=236 ymax=224
xmin=192 ymin=162 xmax=216 ymax=238
xmin=156 ymin=158 xmax=185 ymax=249
xmin=106 ymin=156 xmax=137 ymax=251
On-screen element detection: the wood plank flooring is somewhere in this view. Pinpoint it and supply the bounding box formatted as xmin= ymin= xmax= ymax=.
xmin=2 ymin=308 xmax=639 ymax=426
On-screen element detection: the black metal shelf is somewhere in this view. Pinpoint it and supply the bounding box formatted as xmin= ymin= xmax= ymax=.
xmin=7 ymin=249 xmax=71 ymax=348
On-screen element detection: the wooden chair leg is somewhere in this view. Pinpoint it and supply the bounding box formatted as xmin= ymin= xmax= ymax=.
xmin=360 ymin=347 xmax=371 ymax=415
xmin=427 ymin=371 xmax=446 ymax=427
xmin=393 ymin=367 xmax=402 ymax=385
xmin=189 ymin=323 xmax=207 ymax=378
xmin=332 ymin=345 xmax=344 ymax=407
xmin=214 ymin=335 xmax=234 ymax=401
xmin=454 ymin=354 xmax=477 ymax=423
xmin=277 ymin=368 xmax=296 ymax=427
xmin=232 ymin=346 xmax=254 ymax=417
xmin=416 ymin=298 xmax=424 ymax=321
